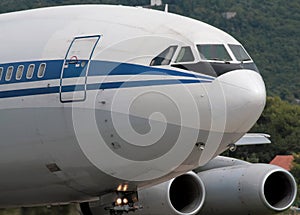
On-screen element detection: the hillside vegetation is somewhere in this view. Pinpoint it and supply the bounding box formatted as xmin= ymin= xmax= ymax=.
xmin=166 ymin=0 xmax=300 ymax=103
xmin=0 ymin=0 xmax=299 ymax=213
xmin=0 ymin=0 xmax=299 ymax=103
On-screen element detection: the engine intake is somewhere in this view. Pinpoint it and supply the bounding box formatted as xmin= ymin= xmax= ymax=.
xmin=83 ymin=159 xmax=296 ymax=215
xmin=197 ymin=164 xmax=297 ymax=215
xmin=169 ymin=172 xmax=205 ymax=214
xmin=263 ymin=170 xmax=296 ymax=211
xmin=137 ymin=171 xmax=205 ymax=215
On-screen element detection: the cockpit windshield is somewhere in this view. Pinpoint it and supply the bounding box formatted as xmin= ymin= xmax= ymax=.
xmin=175 ymin=47 xmax=195 ymax=63
xmin=150 ymin=43 xmax=258 ymax=77
xmin=197 ymin=44 xmax=232 ymax=61
xmin=228 ymin=44 xmax=251 ymax=62
xmin=150 ymin=46 xmax=178 ymax=66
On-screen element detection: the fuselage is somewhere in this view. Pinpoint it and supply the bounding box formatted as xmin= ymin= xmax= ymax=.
xmin=0 ymin=5 xmax=266 ymax=207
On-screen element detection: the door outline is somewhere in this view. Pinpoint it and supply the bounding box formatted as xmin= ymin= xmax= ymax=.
xmin=60 ymin=35 xmax=101 ymax=103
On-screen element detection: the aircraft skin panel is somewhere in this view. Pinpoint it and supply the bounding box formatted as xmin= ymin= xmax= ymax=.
xmin=0 ymin=104 xmax=246 ymax=207
xmin=0 ymin=5 xmax=268 ymax=209
xmin=0 ymin=5 xmax=238 ymax=64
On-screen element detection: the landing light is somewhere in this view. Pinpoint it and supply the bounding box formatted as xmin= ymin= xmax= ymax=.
xmin=117 ymin=185 xmax=123 ymax=191
xmin=123 ymin=184 xmax=128 ymax=191
xmin=116 ymin=198 xmax=122 ymax=205
xmin=123 ymin=198 xmax=129 ymax=204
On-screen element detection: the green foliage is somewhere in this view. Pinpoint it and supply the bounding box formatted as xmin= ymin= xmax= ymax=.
xmin=0 ymin=0 xmax=299 ymax=213
xmin=225 ymin=97 xmax=300 ymax=163
xmin=0 ymin=0 xmax=299 ymax=102
xmin=291 ymin=154 xmax=300 ymax=207
xmin=168 ymin=0 xmax=300 ymax=103
xmin=0 ymin=0 xmax=149 ymax=13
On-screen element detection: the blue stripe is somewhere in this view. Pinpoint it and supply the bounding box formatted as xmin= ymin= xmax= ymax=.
xmin=88 ymin=61 xmax=215 ymax=81
xmin=0 ymin=60 xmax=62 ymax=84
xmin=0 ymin=59 xmax=215 ymax=99
xmin=0 ymin=86 xmax=59 ymax=98
xmin=91 ymin=79 xmax=206 ymax=90
xmin=0 ymin=59 xmax=215 ymax=85
xmin=0 ymin=79 xmax=209 ymax=99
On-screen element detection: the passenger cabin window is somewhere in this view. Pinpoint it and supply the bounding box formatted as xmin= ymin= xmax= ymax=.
xmin=38 ymin=63 xmax=46 ymax=78
xmin=16 ymin=65 xmax=24 ymax=80
xmin=175 ymin=47 xmax=195 ymax=63
xmin=229 ymin=44 xmax=251 ymax=62
xmin=0 ymin=67 xmax=3 ymax=80
xmin=197 ymin=44 xmax=232 ymax=61
xmin=26 ymin=64 xmax=35 ymax=79
xmin=6 ymin=66 xmax=13 ymax=81
xmin=150 ymin=46 xmax=178 ymax=66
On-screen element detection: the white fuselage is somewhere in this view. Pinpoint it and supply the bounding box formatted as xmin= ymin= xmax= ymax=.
xmin=0 ymin=5 xmax=266 ymax=207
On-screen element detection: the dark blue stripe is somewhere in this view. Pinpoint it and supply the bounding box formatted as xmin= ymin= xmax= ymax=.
xmin=96 ymin=79 xmax=206 ymax=90
xmin=0 ymin=79 xmax=210 ymax=99
xmin=61 ymin=85 xmax=85 ymax=92
xmin=0 ymin=60 xmax=63 ymax=84
xmin=0 ymin=86 xmax=59 ymax=98
xmin=62 ymin=60 xmax=88 ymax=79
xmin=88 ymin=61 xmax=215 ymax=81
xmin=64 ymin=79 xmax=208 ymax=92
xmin=0 ymin=60 xmax=215 ymax=86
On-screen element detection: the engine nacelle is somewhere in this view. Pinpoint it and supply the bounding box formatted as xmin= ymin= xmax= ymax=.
xmin=197 ymin=164 xmax=297 ymax=215
xmin=137 ymin=171 xmax=205 ymax=215
xmin=81 ymin=160 xmax=296 ymax=215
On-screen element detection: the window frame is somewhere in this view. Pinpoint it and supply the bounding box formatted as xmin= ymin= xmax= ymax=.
xmin=26 ymin=64 xmax=35 ymax=79
xmin=228 ymin=44 xmax=252 ymax=62
xmin=175 ymin=46 xmax=196 ymax=63
xmin=37 ymin=63 xmax=46 ymax=78
xmin=0 ymin=67 xmax=3 ymax=81
xmin=16 ymin=65 xmax=24 ymax=80
xmin=197 ymin=44 xmax=233 ymax=62
xmin=150 ymin=45 xmax=178 ymax=66
xmin=5 ymin=66 xmax=14 ymax=81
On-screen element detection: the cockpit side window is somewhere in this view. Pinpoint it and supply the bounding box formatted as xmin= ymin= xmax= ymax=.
xmin=197 ymin=44 xmax=232 ymax=61
xmin=175 ymin=47 xmax=195 ymax=63
xmin=150 ymin=46 xmax=178 ymax=66
xmin=229 ymin=44 xmax=251 ymax=62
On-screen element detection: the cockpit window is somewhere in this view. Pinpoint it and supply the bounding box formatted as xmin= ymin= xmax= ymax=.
xmin=229 ymin=44 xmax=251 ymax=62
xmin=150 ymin=46 xmax=178 ymax=66
xmin=175 ymin=47 xmax=195 ymax=63
xmin=197 ymin=44 xmax=232 ymax=61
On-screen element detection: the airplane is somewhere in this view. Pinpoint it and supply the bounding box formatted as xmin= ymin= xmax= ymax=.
xmin=0 ymin=4 xmax=297 ymax=215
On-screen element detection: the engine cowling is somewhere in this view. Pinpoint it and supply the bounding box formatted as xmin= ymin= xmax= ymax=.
xmin=82 ymin=160 xmax=297 ymax=215
xmin=197 ymin=164 xmax=297 ymax=215
xmin=137 ymin=171 xmax=206 ymax=215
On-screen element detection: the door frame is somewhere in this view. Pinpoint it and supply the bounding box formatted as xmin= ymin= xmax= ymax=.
xmin=59 ymin=35 xmax=101 ymax=103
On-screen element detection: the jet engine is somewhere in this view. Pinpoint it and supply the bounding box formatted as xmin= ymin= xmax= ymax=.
xmin=82 ymin=158 xmax=296 ymax=215
xmin=134 ymin=159 xmax=296 ymax=215
xmin=197 ymin=163 xmax=297 ymax=215
xmin=137 ymin=171 xmax=206 ymax=215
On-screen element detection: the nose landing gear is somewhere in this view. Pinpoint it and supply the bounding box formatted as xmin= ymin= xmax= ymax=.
xmin=106 ymin=190 xmax=141 ymax=215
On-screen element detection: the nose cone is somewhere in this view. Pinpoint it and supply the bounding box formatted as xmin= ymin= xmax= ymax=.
xmin=217 ymin=69 xmax=266 ymax=133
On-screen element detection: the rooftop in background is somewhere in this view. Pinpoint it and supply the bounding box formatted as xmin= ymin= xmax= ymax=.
xmin=222 ymin=12 xmax=237 ymax=20
xmin=151 ymin=0 xmax=162 ymax=6
xmin=270 ymin=155 xmax=294 ymax=171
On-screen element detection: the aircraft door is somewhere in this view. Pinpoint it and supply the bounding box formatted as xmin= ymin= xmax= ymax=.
xmin=60 ymin=35 xmax=100 ymax=102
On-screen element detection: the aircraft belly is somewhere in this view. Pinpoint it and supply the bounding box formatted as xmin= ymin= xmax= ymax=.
xmin=0 ymin=79 xmax=245 ymax=206
xmin=0 ymin=106 xmax=121 ymax=207
xmin=0 ymin=105 xmax=201 ymax=206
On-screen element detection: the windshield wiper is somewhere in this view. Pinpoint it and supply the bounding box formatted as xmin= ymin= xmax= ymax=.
xmin=240 ymin=58 xmax=251 ymax=62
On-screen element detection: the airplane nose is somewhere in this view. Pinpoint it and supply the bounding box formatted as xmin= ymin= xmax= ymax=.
xmin=215 ymin=69 xmax=266 ymax=133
